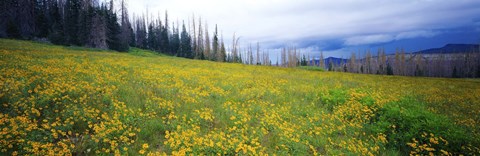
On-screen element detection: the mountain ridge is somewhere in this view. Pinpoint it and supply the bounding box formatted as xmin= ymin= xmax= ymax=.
xmin=413 ymin=44 xmax=480 ymax=54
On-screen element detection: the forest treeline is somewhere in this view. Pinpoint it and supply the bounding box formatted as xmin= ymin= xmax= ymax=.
xmin=1 ymin=0 xmax=132 ymax=52
xmin=0 ymin=0 xmax=241 ymax=62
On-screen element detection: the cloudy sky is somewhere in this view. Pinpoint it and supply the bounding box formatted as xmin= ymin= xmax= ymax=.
xmin=125 ymin=0 xmax=480 ymax=58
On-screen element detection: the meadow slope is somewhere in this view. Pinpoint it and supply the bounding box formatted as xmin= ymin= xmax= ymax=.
xmin=0 ymin=39 xmax=479 ymax=155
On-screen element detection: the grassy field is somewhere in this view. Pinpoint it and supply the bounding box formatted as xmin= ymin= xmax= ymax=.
xmin=0 ymin=39 xmax=479 ymax=155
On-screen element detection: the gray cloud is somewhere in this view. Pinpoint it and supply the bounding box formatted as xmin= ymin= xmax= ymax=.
xmin=344 ymin=30 xmax=439 ymax=46
xmin=125 ymin=0 xmax=480 ymax=55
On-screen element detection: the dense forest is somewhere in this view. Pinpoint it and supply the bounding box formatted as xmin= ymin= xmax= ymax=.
xmin=1 ymin=0 xmax=479 ymax=78
xmin=0 ymin=0 xmax=232 ymax=61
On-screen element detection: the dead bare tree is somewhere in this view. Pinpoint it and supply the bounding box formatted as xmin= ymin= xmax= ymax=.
xmin=204 ymin=21 xmax=211 ymax=60
xmin=87 ymin=12 xmax=107 ymax=49
xmin=256 ymin=42 xmax=260 ymax=65
xmin=231 ymin=33 xmax=240 ymax=63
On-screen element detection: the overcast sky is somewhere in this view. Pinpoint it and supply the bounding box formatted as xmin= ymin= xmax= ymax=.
xmin=125 ymin=0 xmax=480 ymax=58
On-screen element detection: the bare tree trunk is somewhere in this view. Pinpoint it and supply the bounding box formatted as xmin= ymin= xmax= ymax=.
xmin=204 ymin=22 xmax=210 ymax=60
xmin=256 ymin=42 xmax=260 ymax=65
xmin=88 ymin=13 xmax=107 ymax=49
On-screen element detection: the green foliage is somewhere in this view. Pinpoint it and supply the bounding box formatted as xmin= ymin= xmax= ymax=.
xmin=366 ymin=97 xmax=478 ymax=155
xmin=319 ymin=89 xmax=348 ymax=111
xmin=128 ymin=48 xmax=164 ymax=57
xmin=297 ymin=66 xmax=325 ymax=72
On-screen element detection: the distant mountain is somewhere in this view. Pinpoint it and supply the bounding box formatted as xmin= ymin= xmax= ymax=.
xmin=307 ymin=44 xmax=479 ymax=66
xmin=414 ymin=44 xmax=480 ymax=54
xmin=310 ymin=57 xmax=348 ymax=66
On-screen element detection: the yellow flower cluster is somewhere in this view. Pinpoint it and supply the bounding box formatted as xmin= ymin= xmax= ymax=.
xmin=407 ymin=133 xmax=450 ymax=156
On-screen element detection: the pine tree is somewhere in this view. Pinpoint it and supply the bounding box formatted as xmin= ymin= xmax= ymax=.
xmin=160 ymin=11 xmax=170 ymax=53
xmin=147 ymin=23 xmax=156 ymax=50
xmin=170 ymin=22 xmax=180 ymax=56
xmin=65 ymin=0 xmax=82 ymax=45
xmin=34 ymin=0 xmax=49 ymax=38
xmin=118 ymin=0 xmax=131 ymax=51
xmin=328 ymin=58 xmax=334 ymax=71
xmin=212 ymin=24 xmax=219 ymax=61
xmin=387 ymin=63 xmax=394 ymax=75
xmin=219 ymin=34 xmax=226 ymax=62
xmin=135 ymin=16 xmax=147 ymax=49
xmin=154 ymin=20 xmax=162 ymax=51
xmin=105 ymin=1 xmax=124 ymax=51
xmin=16 ymin=0 xmax=36 ymax=39
xmin=452 ymin=66 xmax=459 ymax=78
xmin=180 ymin=22 xmax=193 ymax=58
xmin=77 ymin=2 xmax=91 ymax=46
xmin=48 ymin=1 xmax=65 ymax=45
xmin=301 ymin=54 xmax=307 ymax=66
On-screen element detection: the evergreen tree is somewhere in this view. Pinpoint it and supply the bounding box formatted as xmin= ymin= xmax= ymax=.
xmin=147 ymin=23 xmax=156 ymax=51
xmin=105 ymin=2 xmax=125 ymax=51
xmin=160 ymin=11 xmax=170 ymax=53
xmin=179 ymin=22 xmax=192 ymax=58
xmin=34 ymin=0 xmax=49 ymax=38
xmin=386 ymin=63 xmax=394 ymax=75
xmin=301 ymin=54 xmax=307 ymax=66
xmin=170 ymin=22 xmax=180 ymax=56
xmin=78 ymin=4 xmax=93 ymax=46
xmin=118 ymin=0 xmax=131 ymax=51
xmin=3 ymin=0 xmax=19 ymax=38
xmin=328 ymin=60 xmax=334 ymax=71
xmin=48 ymin=1 xmax=65 ymax=45
xmin=129 ymin=26 xmax=135 ymax=47
xmin=219 ymin=36 xmax=226 ymax=62
xmin=452 ymin=66 xmax=459 ymax=78
xmin=476 ymin=64 xmax=480 ymax=78
xmin=7 ymin=0 xmax=36 ymax=39
xmin=212 ymin=24 xmax=219 ymax=61
xmin=65 ymin=0 xmax=81 ymax=45
xmin=135 ymin=17 xmax=147 ymax=49
xmin=154 ymin=21 xmax=162 ymax=51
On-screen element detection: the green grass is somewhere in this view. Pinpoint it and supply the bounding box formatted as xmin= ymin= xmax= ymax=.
xmin=129 ymin=47 xmax=166 ymax=57
xmin=297 ymin=65 xmax=326 ymax=72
